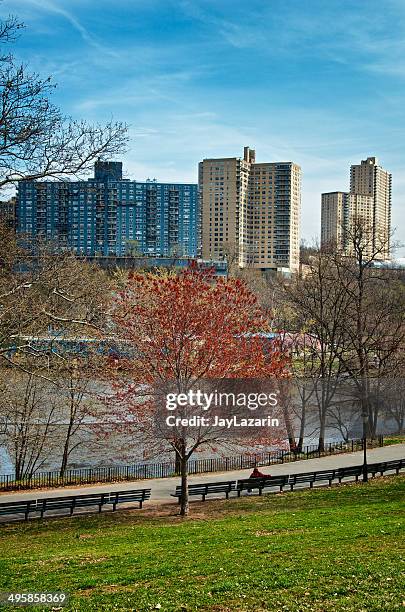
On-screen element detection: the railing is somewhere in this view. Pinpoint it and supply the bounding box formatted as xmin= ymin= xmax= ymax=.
xmin=0 ymin=437 xmax=383 ymax=492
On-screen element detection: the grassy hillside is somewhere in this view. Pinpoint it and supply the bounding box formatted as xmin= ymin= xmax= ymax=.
xmin=0 ymin=476 xmax=404 ymax=611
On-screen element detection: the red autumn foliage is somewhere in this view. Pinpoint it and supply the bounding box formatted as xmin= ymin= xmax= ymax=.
xmin=110 ymin=265 xmax=287 ymax=381
xmin=103 ymin=264 xmax=290 ymax=515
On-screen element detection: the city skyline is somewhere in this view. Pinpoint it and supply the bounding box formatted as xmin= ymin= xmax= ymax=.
xmin=2 ymin=0 xmax=405 ymax=255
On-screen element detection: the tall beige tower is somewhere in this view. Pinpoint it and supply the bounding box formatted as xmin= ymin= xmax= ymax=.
xmin=350 ymin=157 xmax=391 ymax=257
xmin=321 ymin=192 xmax=374 ymax=251
xmin=199 ymin=151 xmax=250 ymax=265
xmin=321 ymin=157 xmax=391 ymax=259
xmin=321 ymin=192 xmax=347 ymax=249
xmin=200 ymin=147 xmax=301 ymax=272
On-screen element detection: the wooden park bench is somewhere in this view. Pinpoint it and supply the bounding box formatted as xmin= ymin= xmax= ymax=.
xmin=335 ymin=465 xmax=363 ymax=483
xmin=236 ymin=475 xmax=288 ymax=496
xmin=312 ymin=469 xmax=337 ymax=486
xmin=285 ymin=469 xmax=337 ymax=490
xmin=367 ymin=458 xmax=404 ymax=478
xmin=172 ymin=481 xmax=236 ymax=502
xmin=380 ymin=458 xmax=405 ymax=474
xmin=0 ymin=499 xmax=39 ymax=521
xmin=38 ymin=493 xmax=102 ymax=517
xmin=103 ymin=489 xmax=151 ymax=510
xmin=0 ymin=487 xmax=151 ymax=521
xmin=287 ymin=472 xmax=316 ymax=490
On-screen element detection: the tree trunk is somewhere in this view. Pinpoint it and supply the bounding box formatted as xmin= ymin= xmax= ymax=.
xmin=175 ymin=450 xmax=181 ymax=475
xmin=297 ymin=392 xmax=307 ymax=453
xmin=318 ymin=379 xmax=328 ymax=452
xmin=318 ymin=420 xmax=326 ymax=453
xmin=15 ymin=455 xmax=23 ymax=481
xmin=60 ymin=440 xmax=69 ymax=478
xmin=179 ymin=454 xmax=189 ymax=516
xmin=60 ymin=420 xmax=74 ymax=477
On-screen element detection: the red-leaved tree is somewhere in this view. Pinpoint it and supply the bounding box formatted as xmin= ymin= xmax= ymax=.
xmin=104 ymin=265 xmax=289 ymax=515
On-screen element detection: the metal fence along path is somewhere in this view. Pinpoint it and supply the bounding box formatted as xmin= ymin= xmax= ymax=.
xmin=0 ymin=437 xmax=383 ymax=492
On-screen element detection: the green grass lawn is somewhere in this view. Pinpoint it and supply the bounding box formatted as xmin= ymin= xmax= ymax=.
xmin=383 ymin=435 xmax=405 ymax=446
xmin=0 ymin=476 xmax=404 ymax=612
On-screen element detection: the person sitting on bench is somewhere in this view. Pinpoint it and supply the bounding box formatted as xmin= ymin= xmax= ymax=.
xmin=250 ymin=467 xmax=271 ymax=479
xmin=246 ymin=467 xmax=271 ymax=493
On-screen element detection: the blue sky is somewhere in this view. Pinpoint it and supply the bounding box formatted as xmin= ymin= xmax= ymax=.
xmin=2 ymin=0 xmax=405 ymax=254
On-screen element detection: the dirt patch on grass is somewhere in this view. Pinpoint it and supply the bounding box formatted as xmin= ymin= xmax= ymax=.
xmin=254 ymin=528 xmax=306 ymax=537
xmin=79 ymin=556 xmax=109 ymax=565
xmin=78 ymin=582 xmax=142 ymax=597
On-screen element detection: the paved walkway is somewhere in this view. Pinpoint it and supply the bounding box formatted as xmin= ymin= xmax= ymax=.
xmin=1 ymin=443 xmax=404 ymax=508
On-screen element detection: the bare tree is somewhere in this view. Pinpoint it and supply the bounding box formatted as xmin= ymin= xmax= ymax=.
xmin=289 ymin=336 xmax=321 ymax=452
xmin=332 ymin=217 xmax=405 ymax=440
xmin=222 ymin=241 xmax=240 ymax=278
xmin=0 ymin=12 xmax=127 ymax=191
xmin=300 ymin=239 xmax=318 ymax=265
xmin=0 ymin=369 xmax=59 ymax=479
xmin=0 ymin=13 xmax=23 ymax=48
xmin=283 ymin=249 xmax=348 ymax=450
xmin=0 ymin=225 xmax=112 ymax=371
xmin=57 ymin=357 xmax=97 ymax=477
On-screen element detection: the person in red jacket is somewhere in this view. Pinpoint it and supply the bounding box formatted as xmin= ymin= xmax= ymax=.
xmin=246 ymin=467 xmax=271 ymax=494
xmin=249 ymin=467 xmax=271 ymax=479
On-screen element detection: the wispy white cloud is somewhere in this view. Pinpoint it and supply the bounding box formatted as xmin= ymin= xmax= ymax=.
xmin=281 ymin=4 xmax=405 ymax=80
xmin=73 ymin=69 xmax=206 ymax=113
xmin=14 ymin=0 xmax=120 ymax=58
xmin=177 ymin=0 xmax=266 ymax=49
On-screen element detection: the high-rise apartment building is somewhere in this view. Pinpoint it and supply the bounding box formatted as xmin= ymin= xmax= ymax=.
xmin=321 ymin=192 xmax=374 ymax=250
xmin=321 ymin=192 xmax=347 ymax=248
xmin=350 ymin=157 xmax=391 ymax=256
xmin=199 ymin=147 xmax=301 ymax=272
xmin=17 ymin=161 xmax=198 ymax=257
xmin=321 ymin=157 xmax=392 ymax=258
